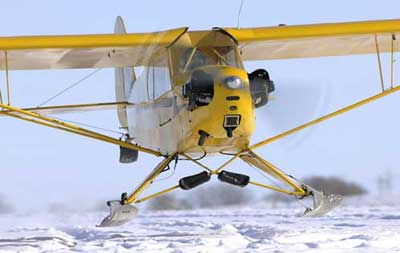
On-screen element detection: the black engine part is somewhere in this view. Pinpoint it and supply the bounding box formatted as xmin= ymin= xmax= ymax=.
xmin=198 ymin=130 xmax=210 ymax=146
xmin=179 ymin=171 xmax=211 ymax=190
xmin=119 ymin=146 xmax=139 ymax=163
xmin=218 ymin=170 xmax=250 ymax=187
xmin=182 ymin=70 xmax=214 ymax=111
xmin=248 ymin=69 xmax=274 ymax=108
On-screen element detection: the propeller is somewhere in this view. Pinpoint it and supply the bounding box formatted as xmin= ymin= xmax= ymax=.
xmin=255 ymin=79 xmax=333 ymax=150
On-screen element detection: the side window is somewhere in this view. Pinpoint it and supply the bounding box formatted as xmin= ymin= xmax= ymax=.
xmin=122 ymin=67 xmax=135 ymax=98
xmin=129 ymin=67 xmax=148 ymax=103
xmin=153 ymin=66 xmax=172 ymax=98
xmin=147 ymin=65 xmax=155 ymax=100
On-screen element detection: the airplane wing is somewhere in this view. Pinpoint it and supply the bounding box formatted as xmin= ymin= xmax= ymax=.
xmin=224 ymin=19 xmax=400 ymax=60
xmin=223 ymin=19 xmax=400 ymax=151
xmin=2 ymin=19 xmax=398 ymax=69
xmin=0 ymin=27 xmax=187 ymax=70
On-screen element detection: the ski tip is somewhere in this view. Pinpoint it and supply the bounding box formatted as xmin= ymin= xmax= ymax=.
xmin=302 ymin=193 xmax=343 ymax=217
xmin=97 ymin=201 xmax=138 ymax=227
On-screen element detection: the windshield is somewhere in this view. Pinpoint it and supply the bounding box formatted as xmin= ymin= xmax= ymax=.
xmin=168 ymin=30 xmax=244 ymax=85
xmin=178 ymin=46 xmax=239 ymax=73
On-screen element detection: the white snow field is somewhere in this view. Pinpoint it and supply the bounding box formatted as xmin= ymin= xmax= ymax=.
xmin=0 ymin=203 xmax=399 ymax=253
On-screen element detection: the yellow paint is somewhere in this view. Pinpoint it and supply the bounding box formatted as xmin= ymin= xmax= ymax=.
xmin=1 ymin=19 xmax=399 ymax=51
xmin=225 ymin=20 xmax=400 ymax=61
xmin=0 ymin=102 xmax=161 ymax=156
xmin=134 ymin=185 xmax=180 ymax=204
xmin=0 ymin=28 xmax=187 ymax=50
xmin=3 ymin=18 xmax=400 ymax=205
xmin=178 ymin=66 xmax=255 ymax=154
xmin=0 ymin=101 xmax=130 ymax=116
xmin=125 ymin=154 xmax=177 ymax=204
xmin=212 ymin=153 xmax=242 ymax=174
xmin=249 ymin=181 xmax=304 ymax=196
xmin=241 ymin=151 xmax=306 ymax=195
xmin=226 ymin=19 xmax=400 ymax=41
xmin=2 ymin=19 xmax=400 ymax=70
xmin=180 ymin=154 xmax=213 ymax=172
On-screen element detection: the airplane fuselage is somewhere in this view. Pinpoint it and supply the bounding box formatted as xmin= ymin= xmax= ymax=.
xmin=126 ymin=65 xmax=255 ymax=155
xmin=115 ymin=29 xmax=272 ymax=156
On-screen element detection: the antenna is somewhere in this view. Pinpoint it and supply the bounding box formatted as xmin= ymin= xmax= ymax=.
xmin=237 ymin=0 xmax=245 ymax=29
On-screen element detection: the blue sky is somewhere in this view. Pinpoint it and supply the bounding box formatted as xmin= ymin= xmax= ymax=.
xmin=1 ymin=0 xmax=400 ymax=210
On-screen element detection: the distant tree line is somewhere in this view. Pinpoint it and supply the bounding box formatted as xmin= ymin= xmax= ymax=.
xmin=304 ymin=176 xmax=366 ymax=196
xmin=148 ymin=183 xmax=252 ymax=211
xmin=0 ymin=176 xmax=369 ymax=213
xmin=0 ymin=193 xmax=15 ymax=214
xmin=148 ymin=176 xmax=367 ymax=210
xmin=265 ymin=176 xmax=367 ymax=205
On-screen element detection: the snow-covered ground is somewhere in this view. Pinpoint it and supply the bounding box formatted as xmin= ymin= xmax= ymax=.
xmin=0 ymin=203 xmax=399 ymax=253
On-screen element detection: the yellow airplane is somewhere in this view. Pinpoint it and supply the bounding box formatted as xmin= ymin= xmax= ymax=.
xmin=0 ymin=16 xmax=399 ymax=226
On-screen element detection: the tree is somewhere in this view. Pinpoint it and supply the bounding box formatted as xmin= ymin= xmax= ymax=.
xmin=148 ymin=183 xmax=253 ymax=210
xmin=0 ymin=194 xmax=15 ymax=214
xmin=304 ymin=176 xmax=367 ymax=196
xmin=264 ymin=176 xmax=366 ymax=206
xmin=191 ymin=183 xmax=252 ymax=209
xmin=148 ymin=194 xmax=192 ymax=211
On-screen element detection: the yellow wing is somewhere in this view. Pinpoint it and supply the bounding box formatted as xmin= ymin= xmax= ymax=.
xmin=224 ymin=19 xmax=400 ymax=60
xmin=0 ymin=27 xmax=187 ymax=70
xmin=2 ymin=19 xmax=398 ymax=70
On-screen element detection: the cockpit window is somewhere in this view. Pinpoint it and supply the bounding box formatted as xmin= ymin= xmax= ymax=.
xmin=214 ymin=46 xmax=239 ymax=67
xmin=180 ymin=48 xmax=209 ymax=73
xmin=177 ymin=46 xmax=240 ymax=74
xmin=168 ymin=30 xmax=244 ymax=85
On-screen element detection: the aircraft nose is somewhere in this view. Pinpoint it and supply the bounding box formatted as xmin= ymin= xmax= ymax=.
xmin=183 ymin=66 xmax=255 ymax=142
xmin=222 ymin=75 xmax=245 ymax=90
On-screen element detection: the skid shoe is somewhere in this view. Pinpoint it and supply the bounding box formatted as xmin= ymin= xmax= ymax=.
xmin=301 ymin=185 xmax=343 ymax=217
xmin=98 ymin=154 xmax=177 ymax=227
xmin=240 ymin=150 xmax=342 ymax=216
xmin=98 ymin=200 xmax=138 ymax=227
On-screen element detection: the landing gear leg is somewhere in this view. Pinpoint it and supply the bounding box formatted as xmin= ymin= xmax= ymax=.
xmin=98 ymin=153 xmax=177 ymax=227
xmin=241 ymin=150 xmax=342 ymax=216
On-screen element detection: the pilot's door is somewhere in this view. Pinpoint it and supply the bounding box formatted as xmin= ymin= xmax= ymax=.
xmin=147 ymin=51 xmax=177 ymax=151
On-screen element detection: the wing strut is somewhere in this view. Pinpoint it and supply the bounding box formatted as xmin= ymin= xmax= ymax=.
xmin=4 ymin=51 xmax=10 ymax=105
xmin=375 ymin=35 xmax=385 ymax=92
xmin=250 ymin=84 xmax=400 ymax=150
xmin=0 ymin=102 xmax=161 ymax=156
xmin=240 ymin=150 xmax=343 ymax=216
xmin=97 ymin=149 xmax=344 ymax=227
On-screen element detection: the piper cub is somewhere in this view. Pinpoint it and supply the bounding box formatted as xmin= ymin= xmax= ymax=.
xmin=2 ymin=16 xmax=399 ymax=226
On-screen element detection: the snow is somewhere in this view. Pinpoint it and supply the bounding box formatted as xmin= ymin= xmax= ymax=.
xmin=0 ymin=204 xmax=399 ymax=252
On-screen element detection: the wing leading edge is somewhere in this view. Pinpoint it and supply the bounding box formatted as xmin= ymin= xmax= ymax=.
xmin=1 ymin=19 xmax=399 ymax=71
xmin=224 ymin=19 xmax=400 ymax=60
xmin=0 ymin=27 xmax=187 ymax=70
